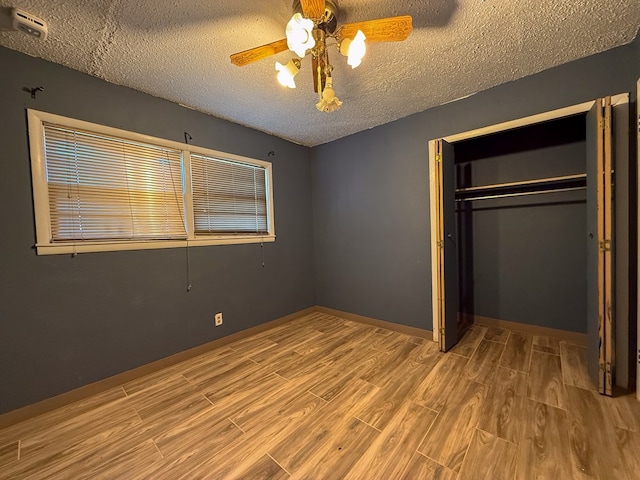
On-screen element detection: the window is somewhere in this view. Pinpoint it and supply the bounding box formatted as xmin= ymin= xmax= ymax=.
xmin=191 ymin=154 xmax=268 ymax=235
xmin=28 ymin=110 xmax=275 ymax=254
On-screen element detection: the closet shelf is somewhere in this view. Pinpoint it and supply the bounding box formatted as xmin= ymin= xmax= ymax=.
xmin=455 ymin=173 xmax=586 ymax=202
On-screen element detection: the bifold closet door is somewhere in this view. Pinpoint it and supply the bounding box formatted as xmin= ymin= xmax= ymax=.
xmin=586 ymin=97 xmax=614 ymax=396
xmin=435 ymin=139 xmax=459 ymax=351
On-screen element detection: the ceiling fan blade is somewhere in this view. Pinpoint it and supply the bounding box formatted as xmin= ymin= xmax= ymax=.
xmin=230 ymin=38 xmax=289 ymax=66
xmin=300 ymin=0 xmax=326 ymax=19
xmin=339 ymin=15 xmax=413 ymax=43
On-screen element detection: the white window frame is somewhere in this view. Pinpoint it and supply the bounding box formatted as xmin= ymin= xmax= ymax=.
xmin=28 ymin=109 xmax=275 ymax=255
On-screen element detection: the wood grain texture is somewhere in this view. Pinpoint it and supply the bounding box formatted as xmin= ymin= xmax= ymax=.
xmin=154 ymin=411 xmax=243 ymax=464
xmin=0 ymin=386 xmax=129 ymax=443
xmin=500 ymin=331 xmax=533 ymax=372
xmin=400 ymin=453 xmax=457 ymax=480
xmin=533 ymin=335 xmax=561 ymax=354
xmin=464 ymin=339 xmax=505 ymax=384
xmin=450 ymin=325 xmax=487 ymax=357
xmin=242 ymin=454 xmax=290 ymax=480
xmin=269 ymin=378 xmax=379 ymax=474
xmin=315 ymin=306 xmax=432 ymax=339
xmin=0 ymin=313 xmax=631 ymax=480
xmin=0 ymin=307 xmax=316 ymax=432
xmin=527 ymin=350 xmax=566 ymax=409
xmin=345 ymin=401 xmax=437 ymax=480
xmin=484 ymin=326 xmax=509 ymax=344
xmin=360 ymin=340 xmax=418 ymax=387
xmin=601 ymin=390 xmax=640 ymax=432
xmin=616 ymin=427 xmax=640 ymax=479
xmin=340 ymin=16 xmax=413 ymax=42
xmin=516 ymin=399 xmax=573 ymax=479
xmin=77 ymin=439 xmax=163 ymax=480
xmin=300 ymin=0 xmax=326 ymax=18
xmin=0 ymin=441 xmax=18 ymax=467
xmin=418 ymin=379 xmax=487 ymax=472
xmin=407 ymin=339 xmax=443 ymax=367
xmin=458 ymin=429 xmax=517 ymax=480
xmin=411 ymin=353 xmax=469 ymax=412
xmin=354 ymin=364 xmax=426 ymax=431
xmin=290 ymin=416 xmax=379 ymax=480
xmin=602 ymin=95 xmax=614 ymax=397
xmin=473 ymin=314 xmax=587 ymax=346
xmin=234 ymin=390 xmax=325 ymax=436
xmin=494 ymin=366 xmax=529 ymax=397
xmin=230 ymin=38 xmax=289 ymax=66
xmin=478 ymin=368 xmax=527 ymax=444
xmin=560 ymin=342 xmax=593 ymax=390
xmin=564 ymin=385 xmax=628 ymax=478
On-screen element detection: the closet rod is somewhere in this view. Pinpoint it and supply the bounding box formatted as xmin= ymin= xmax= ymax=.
xmin=455 ymin=173 xmax=586 ymax=194
xmin=455 ymin=186 xmax=586 ymax=202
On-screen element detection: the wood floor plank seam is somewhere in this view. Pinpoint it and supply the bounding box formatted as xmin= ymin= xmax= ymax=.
xmin=152 ymin=439 xmax=164 ymax=459
xmin=353 ymin=415 xmax=383 ymax=433
xmin=417 ymin=451 xmax=455 ymax=473
xmin=496 ymin=330 xmax=511 ymax=370
xmin=229 ymin=418 xmax=246 ymax=434
xmin=267 ymin=452 xmax=292 ymax=477
xmin=476 ymin=426 xmax=519 ymax=447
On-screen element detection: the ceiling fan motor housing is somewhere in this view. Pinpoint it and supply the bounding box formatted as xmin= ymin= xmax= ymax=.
xmin=292 ymin=0 xmax=339 ymax=33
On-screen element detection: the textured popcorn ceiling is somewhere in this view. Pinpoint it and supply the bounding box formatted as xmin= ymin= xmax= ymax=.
xmin=0 ymin=1 xmax=639 ymax=146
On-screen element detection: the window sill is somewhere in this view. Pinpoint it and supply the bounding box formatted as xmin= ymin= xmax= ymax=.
xmin=35 ymin=235 xmax=276 ymax=255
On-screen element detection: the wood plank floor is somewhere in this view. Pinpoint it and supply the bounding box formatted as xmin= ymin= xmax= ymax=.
xmin=0 ymin=313 xmax=639 ymax=479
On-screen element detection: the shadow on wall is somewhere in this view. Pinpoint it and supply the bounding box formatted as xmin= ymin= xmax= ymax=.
xmin=341 ymin=0 xmax=459 ymax=29
xmin=0 ymin=7 xmax=14 ymax=31
xmin=118 ymin=0 xmax=460 ymax=33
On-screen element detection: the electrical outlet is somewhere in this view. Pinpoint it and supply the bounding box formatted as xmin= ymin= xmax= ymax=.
xmin=214 ymin=312 xmax=223 ymax=326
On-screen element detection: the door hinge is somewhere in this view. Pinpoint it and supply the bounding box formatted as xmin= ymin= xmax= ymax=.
xmin=437 ymin=240 xmax=444 ymax=248
xmin=599 ymin=239 xmax=612 ymax=252
xmin=436 ymin=154 xmax=442 ymax=163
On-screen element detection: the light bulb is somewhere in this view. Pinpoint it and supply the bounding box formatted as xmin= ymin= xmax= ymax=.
xmin=286 ymin=13 xmax=315 ymax=58
xmin=316 ymin=76 xmax=342 ymax=112
xmin=275 ymin=59 xmax=300 ymax=88
xmin=340 ymin=30 xmax=367 ymax=69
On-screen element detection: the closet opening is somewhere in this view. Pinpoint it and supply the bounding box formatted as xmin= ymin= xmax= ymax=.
xmin=429 ymin=94 xmax=631 ymax=395
xmin=454 ymin=114 xmax=587 ymax=337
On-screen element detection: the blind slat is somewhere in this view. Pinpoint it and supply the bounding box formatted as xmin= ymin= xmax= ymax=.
xmin=191 ymin=154 xmax=268 ymax=235
xmin=43 ymin=124 xmax=187 ymax=242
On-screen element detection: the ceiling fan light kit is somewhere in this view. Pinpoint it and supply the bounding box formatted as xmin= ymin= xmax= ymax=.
xmin=316 ymin=75 xmax=342 ymax=112
xmin=286 ymin=12 xmax=316 ymax=57
xmin=275 ymin=58 xmax=302 ymax=88
xmin=230 ymin=0 xmax=412 ymax=112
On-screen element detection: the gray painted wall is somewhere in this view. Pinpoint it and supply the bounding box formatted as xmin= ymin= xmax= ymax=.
xmin=0 ymin=46 xmax=315 ymax=415
xmin=312 ymin=39 xmax=640 ymax=331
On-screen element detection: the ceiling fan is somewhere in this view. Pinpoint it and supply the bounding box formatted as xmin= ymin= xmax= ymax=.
xmin=229 ymin=0 xmax=412 ymax=112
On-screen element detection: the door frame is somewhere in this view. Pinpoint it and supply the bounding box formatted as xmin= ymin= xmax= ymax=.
xmin=637 ymin=78 xmax=640 ymax=400
xmin=428 ymin=95 xmax=628 ymax=358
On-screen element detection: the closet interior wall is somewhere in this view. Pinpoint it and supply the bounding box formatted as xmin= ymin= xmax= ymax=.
xmin=454 ymin=114 xmax=588 ymax=333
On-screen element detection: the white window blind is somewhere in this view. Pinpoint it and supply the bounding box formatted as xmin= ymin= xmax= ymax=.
xmin=191 ymin=154 xmax=268 ymax=235
xmin=43 ymin=123 xmax=186 ymax=242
